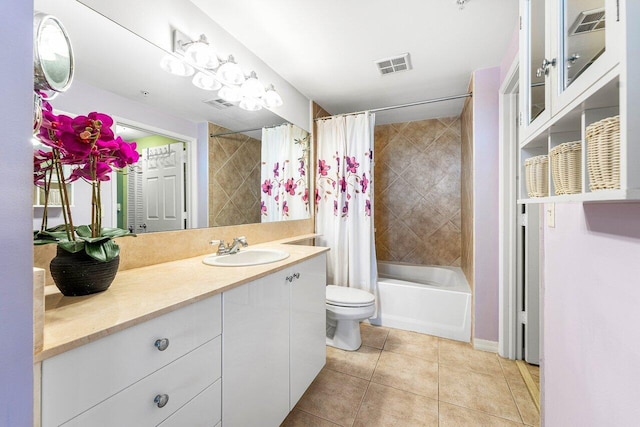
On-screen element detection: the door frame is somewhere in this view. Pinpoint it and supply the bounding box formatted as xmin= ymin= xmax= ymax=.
xmin=109 ymin=116 xmax=197 ymax=230
xmin=498 ymin=56 xmax=520 ymax=359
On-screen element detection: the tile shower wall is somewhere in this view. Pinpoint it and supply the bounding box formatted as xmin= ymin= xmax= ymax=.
xmin=461 ymin=84 xmax=474 ymax=287
xmin=208 ymin=123 xmax=261 ymax=226
xmin=374 ymin=117 xmax=462 ymax=265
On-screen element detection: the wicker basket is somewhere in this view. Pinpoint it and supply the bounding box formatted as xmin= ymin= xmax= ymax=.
xmin=525 ymin=155 xmax=549 ymax=197
xmin=586 ymin=115 xmax=620 ymax=190
xmin=550 ymin=142 xmax=582 ymax=195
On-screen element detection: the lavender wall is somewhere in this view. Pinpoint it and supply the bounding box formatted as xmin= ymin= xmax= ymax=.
xmin=0 ymin=0 xmax=35 ymax=424
xmin=472 ymin=67 xmax=501 ymax=342
xmin=499 ymin=24 xmax=519 ymax=84
xmin=543 ymin=203 xmax=640 ymax=424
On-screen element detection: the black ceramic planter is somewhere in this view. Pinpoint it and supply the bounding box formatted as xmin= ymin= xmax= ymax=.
xmin=50 ymin=247 xmax=120 ymax=296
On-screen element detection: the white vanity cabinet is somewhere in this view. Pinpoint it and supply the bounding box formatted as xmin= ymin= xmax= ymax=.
xmin=222 ymin=254 xmax=327 ymax=427
xmin=41 ymin=295 xmax=222 ymax=427
xmin=518 ymin=0 xmax=640 ymax=203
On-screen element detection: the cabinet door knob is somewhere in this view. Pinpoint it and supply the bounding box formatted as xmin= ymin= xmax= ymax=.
xmin=154 ymin=338 xmax=170 ymax=351
xmin=154 ymin=394 xmax=169 ymax=408
xmin=286 ymin=275 xmax=293 ymax=282
xmin=293 ymin=272 xmax=300 ymax=279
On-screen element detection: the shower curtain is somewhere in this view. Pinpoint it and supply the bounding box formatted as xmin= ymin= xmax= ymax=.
xmin=261 ymin=124 xmax=310 ymax=222
xmin=316 ymin=113 xmax=377 ymax=297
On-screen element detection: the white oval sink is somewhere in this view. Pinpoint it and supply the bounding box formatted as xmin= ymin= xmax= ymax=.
xmin=203 ymin=248 xmax=290 ymax=267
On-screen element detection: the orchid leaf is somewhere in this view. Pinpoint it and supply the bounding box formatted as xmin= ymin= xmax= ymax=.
xmin=100 ymin=227 xmax=135 ymax=238
xmin=75 ymin=225 xmax=93 ymax=238
xmin=78 ymin=235 xmax=112 ymax=244
xmin=85 ymin=239 xmax=120 ymax=262
xmin=58 ymin=240 xmax=85 ymax=253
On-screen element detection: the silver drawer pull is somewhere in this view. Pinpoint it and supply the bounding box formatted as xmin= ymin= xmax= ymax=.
xmin=154 ymin=394 xmax=169 ymax=408
xmin=154 ymin=338 xmax=170 ymax=351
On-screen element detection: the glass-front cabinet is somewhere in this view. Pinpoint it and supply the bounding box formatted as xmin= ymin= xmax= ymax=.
xmin=518 ymin=0 xmax=640 ymax=203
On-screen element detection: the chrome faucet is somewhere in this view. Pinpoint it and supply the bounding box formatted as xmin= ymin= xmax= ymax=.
xmin=209 ymin=236 xmax=248 ymax=255
xmin=228 ymin=236 xmax=248 ymax=254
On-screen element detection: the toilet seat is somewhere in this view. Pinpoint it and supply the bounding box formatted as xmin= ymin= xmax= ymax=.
xmin=326 ymin=285 xmax=375 ymax=308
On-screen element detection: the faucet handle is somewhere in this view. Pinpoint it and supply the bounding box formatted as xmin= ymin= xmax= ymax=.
xmin=210 ymin=239 xmax=227 ymax=253
xmin=234 ymin=236 xmax=248 ymax=246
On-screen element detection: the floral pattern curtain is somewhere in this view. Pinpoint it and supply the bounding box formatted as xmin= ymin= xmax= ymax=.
xmin=261 ymin=124 xmax=310 ymax=222
xmin=316 ymin=113 xmax=377 ymax=300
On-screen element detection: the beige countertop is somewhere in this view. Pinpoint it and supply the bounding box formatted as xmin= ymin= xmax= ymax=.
xmin=38 ymin=236 xmax=328 ymax=362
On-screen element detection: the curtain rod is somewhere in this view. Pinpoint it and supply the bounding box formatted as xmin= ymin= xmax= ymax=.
xmin=314 ymin=92 xmax=473 ymax=121
xmin=210 ymin=122 xmax=292 ymax=138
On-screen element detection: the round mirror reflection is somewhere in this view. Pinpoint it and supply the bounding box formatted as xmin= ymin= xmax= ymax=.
xmin=34 ymin=13 xmax=74 ymax=93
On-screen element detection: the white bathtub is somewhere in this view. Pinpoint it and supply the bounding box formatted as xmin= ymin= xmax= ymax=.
xmin=368 ymin=261 xmax=472 ymax=342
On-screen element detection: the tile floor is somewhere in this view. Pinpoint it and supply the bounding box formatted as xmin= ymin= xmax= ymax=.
xmin=282 ymin=323 xmax=540 ymax=427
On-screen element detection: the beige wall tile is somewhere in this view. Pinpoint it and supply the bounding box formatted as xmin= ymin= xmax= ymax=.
xmin=374 ymin=117 xmax=462 ymax=266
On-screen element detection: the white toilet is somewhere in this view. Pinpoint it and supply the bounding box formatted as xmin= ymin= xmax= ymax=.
xmin=326 ymin=285 xmax=376 ymax=351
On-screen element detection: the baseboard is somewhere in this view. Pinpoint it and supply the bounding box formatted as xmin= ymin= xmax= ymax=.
xmin=473 ymin=338 xmax=499 ymax=353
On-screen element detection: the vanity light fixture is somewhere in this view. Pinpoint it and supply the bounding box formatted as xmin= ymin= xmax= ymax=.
xmin=263 ymin=84 xmax=284 ymax=108
xmin=174 ymin=31 xmax=219 ymax=69
xmin=192 ymin=71 xmax=222 ymax=91
xmin=218 ymin=84 xmax=243 ymax=103
xmin=238 ymin=96 xmax=264 ymax=112
xmin=240 ymin=71 xmax=266 ymax=99
xmin=158 ymin=28 xmax=283 ymax=108
xmin=217 ymin=55 xmax=246 ymax=86
xmin=159 ymin=54 xmax=195 ymax=77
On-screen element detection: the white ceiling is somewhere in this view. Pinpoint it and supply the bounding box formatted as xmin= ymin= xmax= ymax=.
xmin=191 ymin=0 xmax=519 ymax=124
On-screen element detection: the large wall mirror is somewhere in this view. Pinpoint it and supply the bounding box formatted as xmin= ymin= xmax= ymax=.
xmin=33 ymin=0 xmax=312 ymax=234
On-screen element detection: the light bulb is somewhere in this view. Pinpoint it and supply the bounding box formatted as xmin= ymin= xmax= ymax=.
xmin=192 ymin=72 xmax=222 ymax=91
xmin=160 ymin=54 xmax=194 ymax=77
xmin=240 ymin=71 xmax=266 ymax=99
xmin=184 ymin=35 xmax=219 ymax=69
xmin=239 ymin=97 xmax=264 ymax=111
xmin=218 ymin=85 xmax=242 ymax=103
xmin=263 ymin=84 xmax=283 ymax=108
xmin=217 ymin=55 xmax=245 ymax=85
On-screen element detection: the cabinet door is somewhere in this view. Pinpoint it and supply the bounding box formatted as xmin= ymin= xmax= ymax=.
xmin=520 ymin=0 xmax=552 ymax=141
xmin=551 ymin=0 xmax=621 ymax=115
xmin=222 ymin=273 xmax=290 ymax=427
xmin=289 ymin=255 xmax=327 ymax=409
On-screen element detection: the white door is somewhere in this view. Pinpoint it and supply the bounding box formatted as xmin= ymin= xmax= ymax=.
xmin=142 ymin=143 xmax=185 ymax=232
xmin=516 ymin=203 xmax=541 ymax=364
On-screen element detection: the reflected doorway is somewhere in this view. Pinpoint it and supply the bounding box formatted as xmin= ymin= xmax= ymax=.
xmin=115 ymin=123 xmax=189 ymax=233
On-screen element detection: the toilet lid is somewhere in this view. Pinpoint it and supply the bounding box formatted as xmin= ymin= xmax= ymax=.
xmin=326 ymin=285 xmax=375 ymax=307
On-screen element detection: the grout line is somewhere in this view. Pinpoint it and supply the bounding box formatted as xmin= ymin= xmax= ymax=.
xmin=440 ymin=401 xmax=527 ymax=425
xmin=499 ymin=360 xmax=526 ymax=424
xmin=295 ymin=408 xmax=341 ymax=426
xmin=516 ymin=360 xmax=541 ymax=413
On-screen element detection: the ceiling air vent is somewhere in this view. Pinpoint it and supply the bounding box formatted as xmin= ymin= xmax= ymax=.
xmin=203 ymin=98 xmax=235 ymax=109
xmin=569 ymin=8 xmax=605 ymax=36
xmin=375 ymin=53 xmax=412 ymax=76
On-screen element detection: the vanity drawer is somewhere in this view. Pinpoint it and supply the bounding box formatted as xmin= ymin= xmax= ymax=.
xmin=43 ymin=295 xmax=221 ymax=427
xmin=61 ymin=335 xmax=221 ymax=427
xmin=158 ymin=378 xmax=222 ymax=427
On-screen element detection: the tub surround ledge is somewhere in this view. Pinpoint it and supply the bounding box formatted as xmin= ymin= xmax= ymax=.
xmin=38 ymin=235 xmax=327 ymax=362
